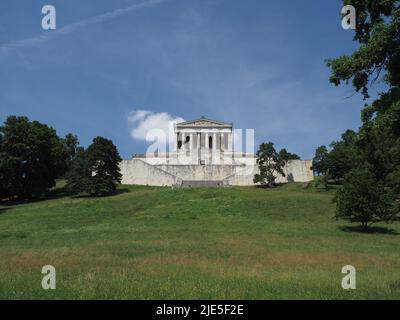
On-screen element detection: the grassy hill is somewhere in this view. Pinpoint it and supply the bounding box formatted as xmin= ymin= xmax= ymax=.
xmin=0 ymin=182 xmax=399 ymax=299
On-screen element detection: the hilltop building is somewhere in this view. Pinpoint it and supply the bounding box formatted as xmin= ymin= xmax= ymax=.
xmin=120 ymin=117 xmax=313 ymax=186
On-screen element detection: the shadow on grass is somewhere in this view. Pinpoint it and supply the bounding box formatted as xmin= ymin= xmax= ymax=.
xmin=1 ymin=187 xmax=131 ymax=206
xmin=254 ymin=183 xmax=286 ymax=189
xmin=0 ymin=186 xmax=69 ymax=206
xmin=339 ymin=225 xmax=399 ymax=235
xmin=47 ymin=186 xmax=69 ymax=199
xmin=71 ymin=188 xmax=131 ymax=199
xmin=314 ymin=183 xmax=342 ymax=193
xmin=0 ymin=207 xmax=11 ymax=215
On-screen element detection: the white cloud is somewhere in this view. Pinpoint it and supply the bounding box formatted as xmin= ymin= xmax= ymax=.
xmin=128 ymin=110 xmax=185 ymax=144
xmin=128 ymin=110 xmax=153 ymax=123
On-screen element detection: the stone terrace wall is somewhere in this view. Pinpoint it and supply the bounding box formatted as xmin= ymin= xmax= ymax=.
xmin=157 ymin=164 xmax=236 ymax=181
xmin=120 ymin=159 xmax=313 ymax=186
xmin=120 ymin=159 xmax=181 ymax=186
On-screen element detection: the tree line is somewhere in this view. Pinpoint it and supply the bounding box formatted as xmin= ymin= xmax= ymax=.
xmin=312 ymin=0 xmax=399 ymax=229
xmin=0 ymin=115 xmax=122 ymax=201
xmin=254 ymin=1 xmax=399 ymax=229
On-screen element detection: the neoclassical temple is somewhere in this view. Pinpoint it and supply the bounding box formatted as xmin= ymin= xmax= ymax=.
xmin=174 ymin=117 xmax=235 ymax=165
xmin=120 ymin=117 xmax=314 ymax=186
xmin=176 ymin=117 xmax=232 ymax=154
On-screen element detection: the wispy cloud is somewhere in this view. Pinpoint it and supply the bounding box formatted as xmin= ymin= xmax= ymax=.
xmin=0 ymin=0 xmax=169 ymax=58
xmin=128 ymin=110 xmax=185 ymax=144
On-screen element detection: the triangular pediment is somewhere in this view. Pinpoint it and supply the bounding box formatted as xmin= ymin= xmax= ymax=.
xmin=177 ymin=117 xmax=232 ymax=127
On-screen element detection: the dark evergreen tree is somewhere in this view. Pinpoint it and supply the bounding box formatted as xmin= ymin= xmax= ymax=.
xmin=86 ymin=136 xmax=122 ymax=196
xmin=66 ymin=137 xmax=122 ymax=196
xmin=65 ymin=147 xmax=90 ymax=195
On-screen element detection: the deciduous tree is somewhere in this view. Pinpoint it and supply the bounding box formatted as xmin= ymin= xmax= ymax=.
xmin=312 ymin=145 xmax=328 ymax=176
xmin=0 ymin=116 xmax=67 ymax=200
xmin=254 ymin=142 xmax=286 ymax=187
xmin=334 ymin=167 xmax=396 ymax=228
xmin=278 ymin=148 xmax=300 ymax=162
xmin=327 ymin=0 xmax=400 ymax=227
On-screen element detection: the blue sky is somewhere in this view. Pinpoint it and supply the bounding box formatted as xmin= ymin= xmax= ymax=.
xmin=0 ymin=0 xmax=381 ymax=159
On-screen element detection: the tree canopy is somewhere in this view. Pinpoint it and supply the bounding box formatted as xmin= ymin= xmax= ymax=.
xmin=326 ymin=0 xmax=400 ymax=227
xmin=327 ymin=0 xmax=399 ymax=99
xmin=66 ymin=136 xmax=122 ymax=196
xmin=0 ymin=116 xmax=78 ymax=200
xmin=254 ymin=142 xmax=286 ymax=187
xmin=334 ymin=167 xmax=395 ymax=228
xmin=312 ymin=145 xmax=329 ymax=176
xmin=278 ymin=148 xmax=300 ymax=162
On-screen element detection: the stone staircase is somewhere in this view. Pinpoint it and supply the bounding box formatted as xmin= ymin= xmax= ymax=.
xmin=179 ymin=180 xmax=228 ymax=188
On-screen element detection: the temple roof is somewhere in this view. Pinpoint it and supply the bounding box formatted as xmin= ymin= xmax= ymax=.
xmin=176 ymin=116 xmax=232 ymax=128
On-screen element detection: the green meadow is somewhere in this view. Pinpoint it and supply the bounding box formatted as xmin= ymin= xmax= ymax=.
xmin=0 ymin=182 xmax=399 ymax=299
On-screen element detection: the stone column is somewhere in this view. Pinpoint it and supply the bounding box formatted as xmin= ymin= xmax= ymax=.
xmin=228 ymin=132 xmax=232 ymax=151
xmin=191 ymin=132 xmax=195 ymax=151
xmin=204 ymin=132 xmax=209 ymax=164
xmin=220 ymin=133 xmax=224 ymax=151
xmin=181 ymin=132 xmax=186 ymax=150
xmin=197 ymin=132 xmax=201 ymax=150
xmin=212 ymin=133 xmax=216 ymax=151
xmin=213 ymin=132 xmax=219 ymax=165
xmin=196 ymin=132 xmax=200 ymax=164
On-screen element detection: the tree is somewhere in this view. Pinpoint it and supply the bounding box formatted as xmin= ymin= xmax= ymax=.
xmin=326 ymin=130 xmax=359 ymax=181
xmin=62 ymin=133 xmax=79 ymax=173
xmin=254 ymin=142 xmax=286 ymax=187
xmin=278 ymin=148 xmax=300 ymax=162
xmin=327 ymin=0 xmax=400 ymax=226
xmin=0 ymin=132 xmax=8 ymax=199
xmin=65 ymin=147 xmax=90 ymax=195
xmin=334 ymin=167 xmax=396 ymax=228
xmin=66 ymin=137 xmax=122 ymax=196
xmin=86 ymin=136 xmax=122 ymax=196
xmin=327 ymin=0 xmax=399 ymax=100
xmin=312 ymin=145 xmax=328 ymax=176
xmin=0 ymin=116 xmax=67 ymax=200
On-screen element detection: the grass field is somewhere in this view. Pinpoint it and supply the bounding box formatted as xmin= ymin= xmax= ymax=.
xmin=0 ymin=182 xmax=399 ymax=299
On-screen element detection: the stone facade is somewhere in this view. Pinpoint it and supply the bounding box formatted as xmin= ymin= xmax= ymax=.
xmin=173 ymin=117 xmax=234 ymax=165
xmin=121 ymin=117 xmax=314 ymax=186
